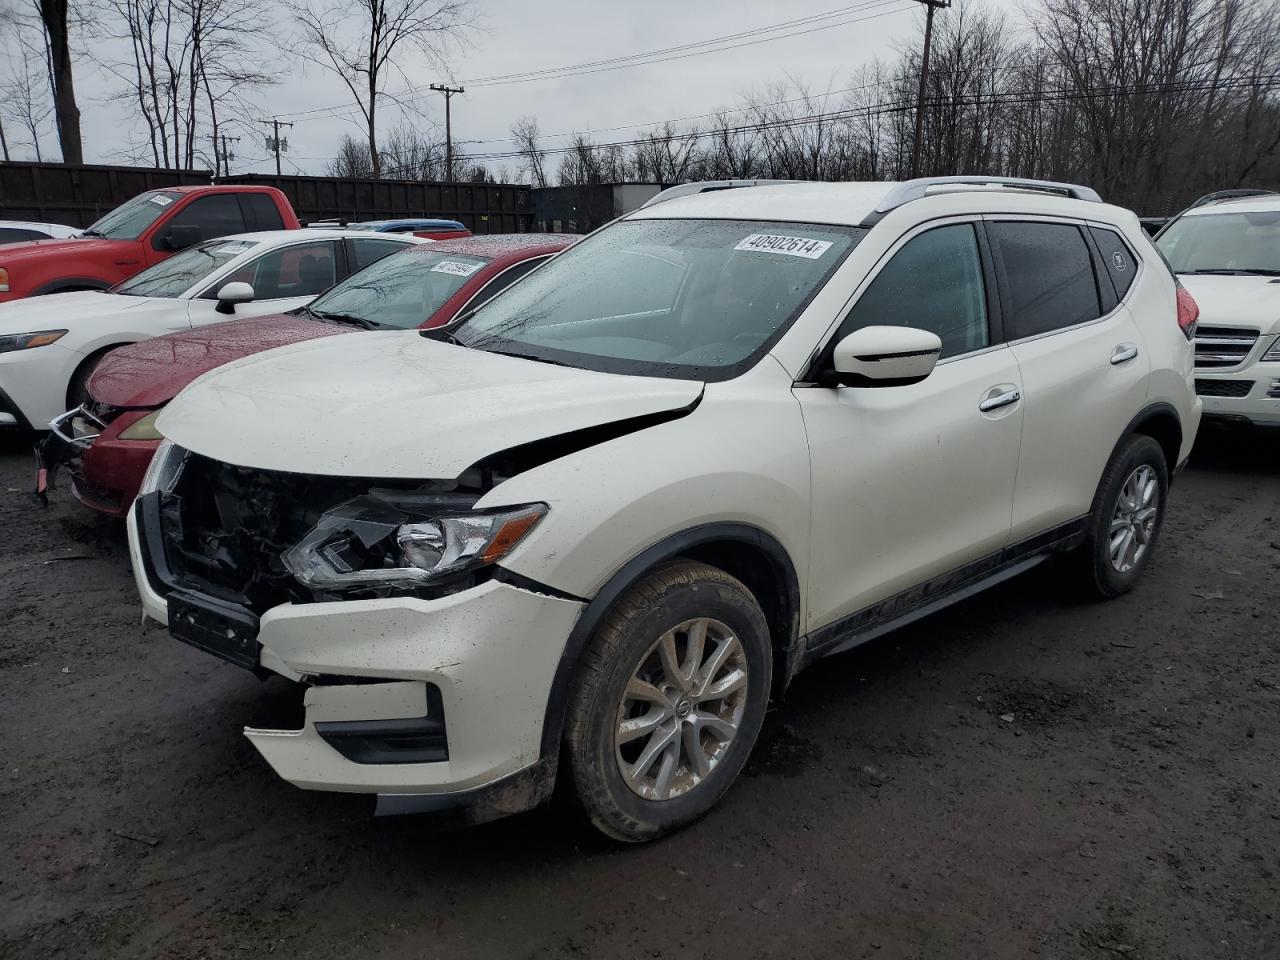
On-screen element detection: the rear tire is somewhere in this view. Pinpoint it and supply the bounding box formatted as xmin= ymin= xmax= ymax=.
xmin=1073 ymin=434 xmax=1169 ymax=598
xmin=564 ymin=560 xmax=772 ymax=842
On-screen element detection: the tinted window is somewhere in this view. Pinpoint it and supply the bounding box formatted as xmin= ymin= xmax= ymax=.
xmin=837 ymin=223 xmax=988 ymax=359
xmin=1089 ymin=226 xmax=1137 ymax=298
xmin=467 ymin=257 xmax=545 ymax=312
xmin=117 ymin=239 xmax=257 ymax=298
xmin=215 ymin=240 xmax=336 ymax=299
xmin=308 ymin=250 xmax=491 ymax=329
xmin=161 ymin=194 xmax=245 ymax=246
xmin=84 ymin=191 xmax=181 ymax=240
xmin=1156 ymin=211 xmax=1280 ymax=275
xmin=348 ymin=237 xmax=409 ymax=271
xmin=453 ymin=219 xmax=864 ymax=380
xmin=0 ymin=228 xmax=47 ymax=243
xmin=990 ymin=222 xmax=1101 ymax=338
xmin=242 ymin=193 xmax=285 ymax=232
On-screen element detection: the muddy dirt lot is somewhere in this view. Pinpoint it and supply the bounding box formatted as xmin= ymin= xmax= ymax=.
xmin=1 ymin=429 xmax=1278 ymax=960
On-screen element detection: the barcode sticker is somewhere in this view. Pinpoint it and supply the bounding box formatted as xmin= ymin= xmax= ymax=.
xmin=430 ymin=260 xmax=483 ymax=277
xmin=734 ymin=233 xmax=832 ymax=259
xmin=149 ymin=195 xmax=174 ymax=206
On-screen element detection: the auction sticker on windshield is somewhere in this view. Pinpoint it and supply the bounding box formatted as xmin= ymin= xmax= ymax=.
xmin=431 ymin=261 xmax=484 ymax=277
xmin=734 ymin=233 xmax=833 ymax=259
xmin=149 ymin=195 xmax=175 ymax=206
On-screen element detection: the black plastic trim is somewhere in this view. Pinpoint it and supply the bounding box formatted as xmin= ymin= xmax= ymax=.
xmin=536 ymin=522 xmax=801 ymax=759
xmin=0 ymin=385 xmax=34 ymax=430
xmin=492 ymin=566 xmax=586 ymax=602
xmin=374 ymin=756 xmax=557 ymax=822
xmin=31 ymin=277 xmax=111 ymax=296
xmin=135 ymin=492 xmax=178 ymax=596
xmin=801 ymin=516 xmax=1088 ymax=665
xmin=315 ymin=685 xmax=448 ymax=764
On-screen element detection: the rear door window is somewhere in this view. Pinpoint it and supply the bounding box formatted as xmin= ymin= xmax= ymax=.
xmin=1089 ymin=226 xmax=1138 ymax=300
xmin=242 ymin=193 xmax=286 ymax=232
xmin=209 ymin=240 xmax=336 ymax=299
xmin=347 ymin=237 xmax=411 ymax=271
xmin=161 ymin=194 xmax=246 ymax=246
xmin=988 ymin=221 xmax=1102 ymax=339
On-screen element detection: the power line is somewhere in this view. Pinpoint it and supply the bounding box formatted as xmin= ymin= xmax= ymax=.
xmin=274 ymin=0 xmax=912 ymax=122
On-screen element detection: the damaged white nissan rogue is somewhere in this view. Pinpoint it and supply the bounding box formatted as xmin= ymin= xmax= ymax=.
xmin=128 ymin=178 xmax=1201 ymax=841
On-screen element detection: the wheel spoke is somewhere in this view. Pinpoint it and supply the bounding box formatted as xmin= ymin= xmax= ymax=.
xmin=628 ymin=725 xmax=678 ymax=785
xmin=693 ymin=709 xmax=738 ymax=742
xmin=696 ymin=635 xmax=741 ymax=694
xmin=617 ymin=708 xmax=669 ymax=745
xmin=657 ymin=630 xmax=682 ymax=686
xmin=652 ymin=742 xmax=679 ymax=800
xmin=683 ymin=722 xmax=710 ymax=779
xmin=700 ymin=667 xmax=748 ymax=701
xmin=625 ymin=676 xmax=669 ymax=706
xmin=683 ymin=619 xmax=708 ymax=686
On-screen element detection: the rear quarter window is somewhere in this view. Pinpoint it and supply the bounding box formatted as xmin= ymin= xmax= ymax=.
xmin=1089 ymin=226 xmax=1138 ymax=300
xmin=988 ymin=221 xmax=1102 ymax=339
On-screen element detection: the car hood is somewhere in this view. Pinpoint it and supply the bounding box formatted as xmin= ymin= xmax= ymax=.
xmin=157 ymin=331 xmax=704 ymax=478
xmin=89 ymin=313 xmax=345 ymax=408
xmin=1179 ymin=275 xmax=1280 ymax=334
xmin=0 ymin=236 xmax=128 ymax=262
xmin=0 ymin=290 xmax=154 ymax=336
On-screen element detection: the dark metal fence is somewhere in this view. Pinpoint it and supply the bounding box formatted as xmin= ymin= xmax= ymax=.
xmin=0 ymin=161 xmax=212 ymax=227
xmin=0 ymin=162 xmax=535 ymax=232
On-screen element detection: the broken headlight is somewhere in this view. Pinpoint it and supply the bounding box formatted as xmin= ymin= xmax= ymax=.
xmin=282 ymin=492 xmax=546 ymax=593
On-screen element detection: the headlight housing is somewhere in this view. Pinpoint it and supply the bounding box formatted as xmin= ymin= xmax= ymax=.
xmin=282 ymin=492 xmax=547 ymax=593
xmin=0 ymin=330 xmax=67 ymax=353
xmin=118 ymin=409 xmax=163 ymax=441
xmin=1263 ymin=337 xmax=1280 ymax=362
xmin=138 ymin=439 xmax=187 ymax=495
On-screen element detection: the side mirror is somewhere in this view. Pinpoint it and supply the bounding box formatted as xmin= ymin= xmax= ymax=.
xmin=215 ymin=281 xmax=255 ymax=314
xmin=159 ymin=224 xmax=202 ymax=251
xmin=829 ymin=325 xmax=942 ymax=387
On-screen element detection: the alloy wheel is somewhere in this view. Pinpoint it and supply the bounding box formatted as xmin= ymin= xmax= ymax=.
xmin=614 ymin=617 xmax=749 ymax=801
xmin=1109 ymin=463 xmax=1159 ymax=573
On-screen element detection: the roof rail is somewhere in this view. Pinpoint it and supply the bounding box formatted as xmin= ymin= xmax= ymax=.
xmin=868 ymin=176 xmax=1102 ymax=222
xmin=640 ymin=179 xmax=799 ymax=208
xmin=1187 ymin=188 xmax=1278 ymax=209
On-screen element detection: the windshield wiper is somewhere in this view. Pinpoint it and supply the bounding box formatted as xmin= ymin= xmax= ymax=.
xmin=308 ymin=308 xmax=378 ymax=329
xmin=486 ymin=348 xmax=574 ymax=368
xmin=420 ymin=327 xmax=464 ymax=345
xmin=79 ymin=229 xmax=104 ymax=238
xmin=1184 ymin=268 xmax=1280 ymax=276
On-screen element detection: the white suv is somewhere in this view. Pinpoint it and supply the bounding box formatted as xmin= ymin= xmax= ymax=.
xmin=1155 ymin=192 xmax=1280 ymax=427
xmin=128 ymin=177 xmax=1201 ymax=841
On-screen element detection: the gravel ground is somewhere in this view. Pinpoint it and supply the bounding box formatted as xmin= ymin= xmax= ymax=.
xmin=1 ymin=427 xmax=1277 ymax=960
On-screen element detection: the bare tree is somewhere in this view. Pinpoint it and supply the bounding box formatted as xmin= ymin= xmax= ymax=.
xmin=510 ymin=115 xmax=547 ymax=187
xmin=290 ymin=0 xmax=473 ymax=178
xmin=0 ymin=15 xmax=54 ymax=159
xmin=34 ymin=0 xmax=81 ymax=162
xmin=328 ymin=132 xmax=375 ymax=176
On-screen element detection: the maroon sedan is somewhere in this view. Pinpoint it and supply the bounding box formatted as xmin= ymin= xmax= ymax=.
xmin=64 ymin=234 xmax=576 ymax=515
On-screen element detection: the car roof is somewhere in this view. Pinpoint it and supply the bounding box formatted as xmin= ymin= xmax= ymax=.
xmin=162 ymin=184 xmax=279 ymax=195
xmin=357 ymin=218 xmax=466 ymax=229
xmin=201 ymin=229 xmax=433 ymax=245
xmin=629 ymin=182 xmax=899 ymax=226
xmin=1183 ymin=196 xmax=1280 ymax=215
xmin=401 ymin=233 xmax=579 ymax=259
xmin=0 ymin=219 xmax=76 ymax=232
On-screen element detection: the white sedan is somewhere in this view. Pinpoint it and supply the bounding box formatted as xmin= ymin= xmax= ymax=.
xmin=0 ymin=220 xmax=82 ymax=243
xmin=0 ymin=228 xmax=428 ymax=429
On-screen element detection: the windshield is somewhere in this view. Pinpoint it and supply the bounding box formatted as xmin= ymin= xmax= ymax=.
xmin=84 ymin=191 xmax=182 ymax=240
xmin=307 ymin=249 xmax=489 ymax=328
xmin=1157 ymin=210 xmax=1280 ymax=275
xmin=452 ymin=218 xmax=863 ymax=380
xmin=114 ymin=239 xmax=257 ymax=298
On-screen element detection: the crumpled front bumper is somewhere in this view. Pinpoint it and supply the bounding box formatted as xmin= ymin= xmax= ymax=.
xmin=127 ymin=505 xmax=586 ymax=809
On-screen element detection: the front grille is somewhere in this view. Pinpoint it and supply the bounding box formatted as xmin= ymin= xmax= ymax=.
xmin=1194 ymin=326 xmax=1259 ymax=368
xmin=158 ymin=454 xmax=395 ymax=611
xmin=1195 ymin=378 xmax=1254 ymax=398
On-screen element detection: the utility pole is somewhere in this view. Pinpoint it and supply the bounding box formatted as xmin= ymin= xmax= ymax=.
xmin=910 ymin=0 xmax=950 ymax=179
xmin=430 ymin=84 xmax=464 ymax=181
xmin=259 ymin=118 xmax=293 ymax=175
xmin=215 ymin=134 xmax=240 ymax=177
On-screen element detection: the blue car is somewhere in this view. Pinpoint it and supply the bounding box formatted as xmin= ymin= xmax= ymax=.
xmin=310 ymin=218 xmax=470 ymax=238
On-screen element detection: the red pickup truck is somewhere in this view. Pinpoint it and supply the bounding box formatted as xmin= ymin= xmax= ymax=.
xmin=0 ymin=185 xmax=300 ymax=302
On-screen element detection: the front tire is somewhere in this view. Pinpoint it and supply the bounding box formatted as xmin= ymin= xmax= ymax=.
xmin=564 ymin=560 xmax=772 ymax=842
xmin=1075 ymin=434 xmax=1169 ymax=598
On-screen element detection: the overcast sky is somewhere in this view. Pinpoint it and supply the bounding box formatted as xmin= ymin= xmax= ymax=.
xmin=68 ymin=0 xmax=1025 ymax=178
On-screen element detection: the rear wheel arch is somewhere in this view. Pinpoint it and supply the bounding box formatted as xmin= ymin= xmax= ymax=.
xmin=1128 ymin=405 xmax=1182 ymax=477
xmin=538 ymin=523 xmax=802 ymax=761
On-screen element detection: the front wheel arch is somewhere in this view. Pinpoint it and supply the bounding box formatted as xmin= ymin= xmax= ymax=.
xmin=537 ymin=522 xmax=801 ymax=761
xmin=66 ymin=343 xmax=133 ymax=409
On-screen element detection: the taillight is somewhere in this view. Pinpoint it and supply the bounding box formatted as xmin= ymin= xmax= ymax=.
xmin=1175 ymin=283 xmax=1199 ymax=340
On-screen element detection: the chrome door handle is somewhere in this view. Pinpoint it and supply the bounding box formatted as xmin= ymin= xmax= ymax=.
xmin=1110 ymin=344 xmax=1138 ymax=365
xmin=979 ymin=388 xmax=1021 ymax=412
